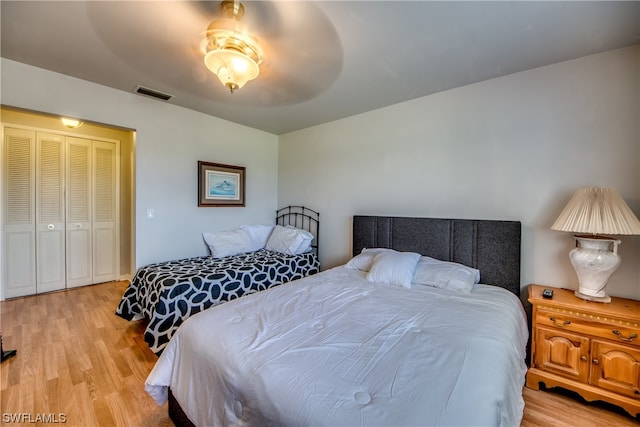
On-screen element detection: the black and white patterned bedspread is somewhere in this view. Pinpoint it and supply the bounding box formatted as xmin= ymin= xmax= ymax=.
xmin=116 ymin=249 xmax=319 ymax=354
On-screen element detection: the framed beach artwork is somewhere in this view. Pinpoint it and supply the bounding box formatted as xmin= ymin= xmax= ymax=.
xmin=198 ymin=161 xmax=245 ymax=207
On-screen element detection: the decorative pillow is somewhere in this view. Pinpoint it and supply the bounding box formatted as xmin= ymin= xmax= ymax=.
xmin=345 ymin=248 xmax=394 ymax=272
xmin=265 ymin=225 xmax=314 ymax=255
xmin=240 ymin=224 xmax=275 ymax=251
xmin=366 ymin=251 xmax=421 ymax=289
xmin=203 ymin=229 xmax=252 ymax=258
xmin=412 ymin=256 xmax=481 ymax=293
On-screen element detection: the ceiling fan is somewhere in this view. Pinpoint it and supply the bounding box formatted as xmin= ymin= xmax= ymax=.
xmin=201 ymin=0 xmax=264 ymax=93
xmin=196 ymin=0 xmax=344 ymax=102
xmin=84 ymin=1 xmax=343 ymax=106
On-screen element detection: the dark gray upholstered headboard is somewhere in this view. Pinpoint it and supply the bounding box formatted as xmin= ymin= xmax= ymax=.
xmin=353 ymin=216 xmax=522 ymax=296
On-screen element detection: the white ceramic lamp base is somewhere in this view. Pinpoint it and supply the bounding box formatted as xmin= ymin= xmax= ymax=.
xmin=569 ymin=235 xmax=621 ymax=303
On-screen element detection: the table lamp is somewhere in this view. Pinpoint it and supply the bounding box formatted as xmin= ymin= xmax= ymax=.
xmin=551 ymin=187 xmax=640 ymax=303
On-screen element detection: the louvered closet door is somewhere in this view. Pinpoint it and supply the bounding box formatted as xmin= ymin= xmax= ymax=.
xmin=36 ymin=132 xmax=66 ymax=292
xmin=3 ymin=128 xmax=37 ymax=297
xmin=92 ymin=140 xmax=117 ymax=283
xmin=66 ymin=137 xmax=92 ymax=287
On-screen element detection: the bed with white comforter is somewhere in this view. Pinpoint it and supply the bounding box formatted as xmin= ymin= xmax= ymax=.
xmin=146 ymin=265 xmax=529 ymax=426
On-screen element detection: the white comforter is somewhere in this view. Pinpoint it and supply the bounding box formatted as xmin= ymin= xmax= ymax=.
xmin=146 ymin=266 xmax=528 ymax=427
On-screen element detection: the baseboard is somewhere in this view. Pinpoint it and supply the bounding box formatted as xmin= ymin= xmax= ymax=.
xmin=118 ymin=274 xmax=132 ymax=283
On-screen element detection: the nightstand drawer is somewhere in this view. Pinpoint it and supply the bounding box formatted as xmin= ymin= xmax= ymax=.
xmin=536 ymin=308 xmax=640 ymax=347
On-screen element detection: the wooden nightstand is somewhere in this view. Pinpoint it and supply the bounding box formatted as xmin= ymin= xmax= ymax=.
xmin=526 ymin=284 xmax=640 ymax=417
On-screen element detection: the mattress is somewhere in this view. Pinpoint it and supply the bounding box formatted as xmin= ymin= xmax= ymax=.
xmin=116 ymin=249 xmax=319 ymax=353
xmin=145 ymin=266 xmax=528 ymax=426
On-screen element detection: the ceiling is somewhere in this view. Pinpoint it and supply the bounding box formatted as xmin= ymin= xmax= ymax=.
xmin=2 ymin=1 xmax=639 ymax=135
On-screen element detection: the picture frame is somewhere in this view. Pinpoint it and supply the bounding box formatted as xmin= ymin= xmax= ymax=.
xmin=198 ymin=161 xmax=245 ymax=207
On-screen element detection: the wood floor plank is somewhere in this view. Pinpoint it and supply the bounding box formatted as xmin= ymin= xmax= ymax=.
xmin=92 ymin=396 xmax=117 ymax=427
xmin=45 ymin=377 xmax=64 ymax=416
xmin=43 ymin=342 xmax=60 ymax=381
xmin=121 ymin=346 xmax=151 ymax=384
xmin=104 ymin=391 xmax=129 ymax=427
xmin=1 ymin=281 xmax=638 ymax=426
xmin=71 ymin=382 xmax=100 ymax=426
xmin=1 ymin=384 xmax=19 ymax=415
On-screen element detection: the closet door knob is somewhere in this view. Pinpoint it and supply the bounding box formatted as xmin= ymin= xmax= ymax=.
xmin=47 ymin=224 xmax=54 ymax=230
xmin=76 ymin=223 xmax=82 ymax=228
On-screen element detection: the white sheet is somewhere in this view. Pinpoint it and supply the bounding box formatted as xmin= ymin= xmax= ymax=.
xmin=146 ymin=266 xmax=528 ymax=427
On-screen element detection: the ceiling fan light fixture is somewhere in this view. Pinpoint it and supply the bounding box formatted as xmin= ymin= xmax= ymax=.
xmin=201 ymin=1 xmax=263 ymax=93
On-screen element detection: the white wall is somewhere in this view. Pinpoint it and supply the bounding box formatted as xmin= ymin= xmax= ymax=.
xmin=1 ymin=59 xmax=279 ymax=284
xmin=3 ymin=45 xmax=639 ymax=301
xmin=278 ymin=45 xmax=640 ymax=300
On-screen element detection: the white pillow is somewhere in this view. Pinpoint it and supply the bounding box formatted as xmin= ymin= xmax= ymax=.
xmin=203 ymin=229 xmax=252 ymax=258
xmin=366 ymin=251 xmax=421 ymax=289
xmin=345 ymin=248 xmax=394 ymax=271
xmin=265 ymin=225 xmax=314 ymax=255
xmin=412 ymin=256 xmax=481 ymax=293
xmin=240 ymin=224 xmax=275 ymax=251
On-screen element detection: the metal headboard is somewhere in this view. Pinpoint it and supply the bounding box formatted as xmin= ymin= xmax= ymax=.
xmin=276 ymin=206 xmax=320 ymax=255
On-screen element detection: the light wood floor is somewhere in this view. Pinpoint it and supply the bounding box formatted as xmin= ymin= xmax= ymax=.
xmin=0 ymin=281 xmax=170 ymax=426
xmin=1 ymin=281 xmax=638 ymax=426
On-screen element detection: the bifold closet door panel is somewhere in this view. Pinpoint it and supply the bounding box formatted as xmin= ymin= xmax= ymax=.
xmin=92 ymin=140 xmax=117 ymax=284
xmin=3 ymin=128 xmax=37 ymax=297
xmin=66 ymin=137 xmax=93 ymax=288
xmin=36 ymin=132 xmax=66 ymax=292
xmin=4 ymin=127 xmax=121 ymax=296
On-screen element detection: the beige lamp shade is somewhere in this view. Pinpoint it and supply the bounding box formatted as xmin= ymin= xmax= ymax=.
xmin=551 ymin=187 xmax=640 ymax=235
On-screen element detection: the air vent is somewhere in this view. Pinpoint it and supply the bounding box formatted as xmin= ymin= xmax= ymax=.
xmin=133 ymin=85 xmax=173 ymax=101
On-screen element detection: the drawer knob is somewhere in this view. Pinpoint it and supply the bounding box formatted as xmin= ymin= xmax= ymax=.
xmin=592 ymin=359 xmax=600 ymax=365
xmin=580 ymin=356 xmax=587 ymax=362
xmin=550 ymin=316 xmax=571 ymax=327
xmin=612 ymin=329 xmax=637 ymax=342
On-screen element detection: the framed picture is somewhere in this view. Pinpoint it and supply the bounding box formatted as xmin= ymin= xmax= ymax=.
xmin=198 ymin=161 xmax=245 ymax=207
